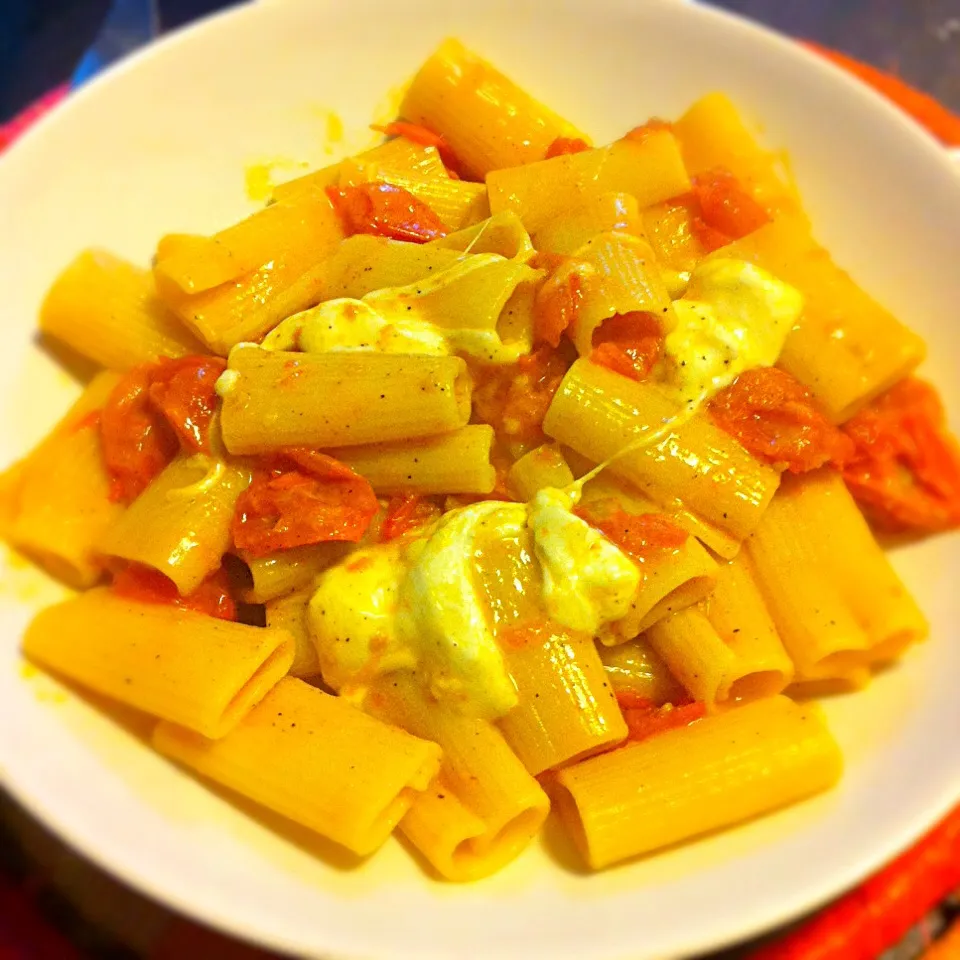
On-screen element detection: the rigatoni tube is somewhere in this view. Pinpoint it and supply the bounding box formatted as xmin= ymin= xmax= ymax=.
xmin=98 ymin=454 xmax=251 ymax=595
xmin=23 ymin=589 xmax=293 ymax=738
xmin=498 ymin=624 xmax=627 ymax=776
xmin=0 ymin=372 xmax=123 ymax=588
xmin=746 ymin=479 xmax=873 ymax=682
xmin=487 ymin=135 xmax=690 ymax=234
xmin=239 ymin=542 xmax=351 ymax=604
xmin=374 ymin=679 xmax=549 ymax=882
xmin=544 ymin=359 xmax=779 ymax=542
xmin=400 ymin=38 xmax=589 ymax=179
xmin=154 ymin=678 xmax=441 ymax=856
xmin=219 ymin=346 xmax=471 ymax=453
xmin=40 ymin=250 xmax=204 ymax=371
xmin=329 ymin=426 xmax=495 ymax=495
xmin=554 ymin=696 xmax=842 ymax=869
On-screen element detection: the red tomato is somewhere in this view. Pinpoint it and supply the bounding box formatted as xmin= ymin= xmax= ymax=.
xmin=381 ymin=494 xmax=442 ymax=542
xmin=100 ymin=365 xmax=179 ymax=503
xmin=709 ymin=367 xmax=854 ymax=474
xmin=621 ymin=701 xmax=706 ymax=743
xmin=841 ymin=377 xmax=960 ymax=533
xmin=471 ymin=344 xmax=573 ymax=443
xmin=232 ymin=449 xmax=378 ymax=558
xmin=112 ymin=564 xmax=236 ymax=621
xmin=689 ymin=167 xmax=771 ymax=252
xmin=326 ymin=183 xmax=448 ymax=243
xmin=614 ymin=690 xmax=658 ymax=712
xmin=534 ymin=263 xmax=585 ymax=348
xmin=589 ymin=311 xmax=664 ymax=382
xmin=544 ymin=136 xmax=590 ymax=159
xmin=576 ymin=498 xmax=689 ymax=561
xmin=623 ymin=118 xmax=674 ymax=144
xmin=148 ymin=355 xmax=226 ymax=453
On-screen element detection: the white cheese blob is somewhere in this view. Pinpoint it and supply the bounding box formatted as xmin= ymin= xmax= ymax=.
xmin=661 ymin=258 xmax=803 ymax=406
xmin=528 ymin=487 xmax=640 ymax=635
xmin=262 ymin=253 xmax=536 ymax=364
xmin=306 ymin=493 xmax=641 ymax=720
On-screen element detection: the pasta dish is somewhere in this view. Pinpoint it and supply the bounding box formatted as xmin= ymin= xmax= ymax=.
xmin=3 ymin=39 xmax=958 ymax=879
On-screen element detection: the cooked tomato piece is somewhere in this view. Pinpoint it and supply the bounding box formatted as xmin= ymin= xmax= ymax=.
xmin=623 ymin=118 xmax=674 ymax=143
xmin=614 ymin=690 xmax=658 ymax=712
xmin=112 ymin=564 xmax=236 ymax=621
xmin=148 ymin=355 xmax=226 ymax=453
xmin=471 ymin=344 xmax=573 ymax=442
xmin=620 ymin=700 xmax=706 ymax=743
xmin=232 ymin=449 xmax=378 ymax=558
xmin=534 ymin=262 xmax=585 ymax=347
xmin=576 ymin=498 xmax=689 ymax=560
xmin=709 ymin=367 xmax=854 ymax=473
xmin=381 ymin=494 xmax=442 ymax=541
xmin=371 ymin=121 xmax=462 ymax=173
xmin=544 ymin=136 xmax=590 ymax=159
xmin=100 ymin=355 xmax=229 ymax=503
xmin=100 ymin=365 xmax=179 ymax=503
xmin=841 ymin=377 xmax=960 ymax=533
xmin=689 ymin=167 xmax=771 ymax=252
xmin=326 ymin=183 xmax=448 ymax=243
xmin=589 ymin=311 xmax=663 ymax=382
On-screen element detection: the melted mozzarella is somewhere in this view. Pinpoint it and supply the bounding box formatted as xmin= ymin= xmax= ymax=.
xmin=306 ymin=493 xmax=641 ymax=720
xmin=396 ymin=501 xmax=527 ymax=719
xmin=528 ymin=487 xmax=640 ymax=635
xmin=308 ymin=546 xmax=415 ymax=696
xmin=661 ymin=258 xmax=803 ymax=406
xmin=262 ymin=254 xmax=534 ymax=364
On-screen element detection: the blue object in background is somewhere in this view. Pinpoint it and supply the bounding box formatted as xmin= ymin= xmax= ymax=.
xmin=69 ymin=0 xmax=158 ymax=88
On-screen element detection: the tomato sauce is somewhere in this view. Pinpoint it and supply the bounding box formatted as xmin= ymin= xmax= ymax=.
xmin=709 ymin=367 xmax=854 ymax=473
xmin=576 ymin=498 xmax=689 ymax=561
xmin=112 ymin=564 xmax=237 ymax=621
xmin=232 ymin=448 xmax=378 ymax=558
xmin=841 ymin=377 xmax=960 ymax=533
xmin=381 ymin=494 xmax=442 ymax=542
xmin=99 ymin=356 xmax=227 ymax=504
xmin=544 ymin=136 xmax=590 ymax=159
xmin=534 ymin=264 xmax=584 ymax=348
xmin=589 ymin=311 xmax=663 ymax=382
xmin=326 ymin=183 xmax=448 ymax=243
xmin=471 ymin=344 xmax=573 ymax=443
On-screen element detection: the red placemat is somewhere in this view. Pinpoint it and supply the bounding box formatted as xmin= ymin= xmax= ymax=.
xmin=1 ymin=45 xmax=959 ymax=960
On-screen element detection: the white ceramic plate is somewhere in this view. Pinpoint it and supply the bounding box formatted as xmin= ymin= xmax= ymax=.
xmin=1 ymin=1 xmax=959 ymax=958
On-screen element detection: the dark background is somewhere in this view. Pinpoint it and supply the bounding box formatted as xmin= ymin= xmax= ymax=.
xmin=2 ymin=0 xmax=960 ymax=122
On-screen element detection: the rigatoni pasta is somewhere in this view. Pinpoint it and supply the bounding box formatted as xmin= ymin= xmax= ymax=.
xmin=41 ymin=250 xmax=206 ymax=370
xmin=98 ymin=455 xmax=251 ymax=595
xmin=0 ymin=372 xmax=123 ymax=587
xmin=154 ymin=678 xmax=441 ymax=856
xmin=544 ymin=358 xmax=780 ymax=543
xmin=8 ymin=38 xmax=954 ymax=884
xmin=553 ymin=696 xmax=842 ymax=869
xmin=497 ymin=624 xmax=627 ymax=776
xmin=400 ymin=38 xmax=589 ymax=178
xmin=329 ymin=426 xmax=496 ymax=495
xmin=24 ymin=590 xmax=293 ymax=738
xmin=219 ymin=347 xmax=472 ymax=453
